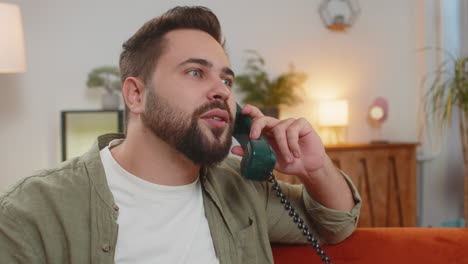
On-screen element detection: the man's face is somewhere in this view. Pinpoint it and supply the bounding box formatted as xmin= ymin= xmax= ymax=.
xmin=141 ymin=29 xmax=236 ymax=166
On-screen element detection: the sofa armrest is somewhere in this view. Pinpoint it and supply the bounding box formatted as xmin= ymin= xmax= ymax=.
xmin=272 ymin=228 xmax=468 ymax=264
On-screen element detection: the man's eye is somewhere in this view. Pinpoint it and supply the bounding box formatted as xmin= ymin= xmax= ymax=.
xmin=222 ymin=78 xmax=232 ymax=87
xmin=187 ymin=70 xmax=201 ymax=77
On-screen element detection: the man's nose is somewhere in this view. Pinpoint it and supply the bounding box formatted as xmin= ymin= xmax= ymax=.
xmin=207 ymin=78 xmax=231 ymax=101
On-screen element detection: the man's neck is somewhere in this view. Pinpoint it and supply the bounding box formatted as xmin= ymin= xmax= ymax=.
xmin=109 ymin=126 xmax=201 ymax=186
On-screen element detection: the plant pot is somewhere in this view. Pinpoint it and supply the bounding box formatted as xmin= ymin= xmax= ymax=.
xmin=101 ymin=91 xmax=120 ymax=110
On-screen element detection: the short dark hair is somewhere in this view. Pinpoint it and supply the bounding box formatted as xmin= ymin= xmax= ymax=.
xmin=119 ymin=6 xmax=224 ymax=128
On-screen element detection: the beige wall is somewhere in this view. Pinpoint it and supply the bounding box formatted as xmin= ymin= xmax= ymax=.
xmin=0 ymin=0 xmax=464 ymax=226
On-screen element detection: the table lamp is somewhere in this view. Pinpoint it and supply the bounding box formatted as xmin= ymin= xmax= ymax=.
xmin=318 ymin=99 xmax=349 ymax=144
xmin=0 ymin=2 xmax=26 ymax=73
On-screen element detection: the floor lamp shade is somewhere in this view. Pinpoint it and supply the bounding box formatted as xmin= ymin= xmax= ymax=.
xmin=0 ymin=3 xmax=26 ymax=73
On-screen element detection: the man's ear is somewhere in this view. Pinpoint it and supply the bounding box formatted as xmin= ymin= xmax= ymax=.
xmin=122 ymin=77 xmax=146 ymax=115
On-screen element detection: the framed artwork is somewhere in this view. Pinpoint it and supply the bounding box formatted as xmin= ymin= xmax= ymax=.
xmin=61 ymin=110 xmax=124 ymax=161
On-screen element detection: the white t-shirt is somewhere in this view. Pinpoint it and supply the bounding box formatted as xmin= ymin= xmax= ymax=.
xmin=99 ymin=140 xmax=219 ymax=264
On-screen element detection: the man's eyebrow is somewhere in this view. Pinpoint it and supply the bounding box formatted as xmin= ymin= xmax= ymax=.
xmin=222 ymin=67 xmax=235 ymax=78
xmin=178 ymin=58 xmax=235 ymax=78
xmin=178 ymin=58 xmax=213 ymax=68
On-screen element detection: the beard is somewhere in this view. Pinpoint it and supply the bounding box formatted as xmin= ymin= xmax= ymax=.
xmin=141 ymin=88 xmax=234 ymax=167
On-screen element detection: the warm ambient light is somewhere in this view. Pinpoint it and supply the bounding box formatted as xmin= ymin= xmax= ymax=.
xmin=0 ymin=3 xmax=26 ymax=73
xmin=319 ymin=100 xmax=349 ymax=127
xmin=318 ymin=99 xmax=349 ymax=145
xmin=369 ymin=105 xmax=384 ymax=121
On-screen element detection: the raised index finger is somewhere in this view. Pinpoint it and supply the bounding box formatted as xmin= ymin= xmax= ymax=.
xmin=249 ymin=116 xmax=281 ymax=139
xmin=241 ymin=104 xmax=265 ymax=119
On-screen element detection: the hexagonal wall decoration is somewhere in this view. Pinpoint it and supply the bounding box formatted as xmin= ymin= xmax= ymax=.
xmin=319 ymin=0 xmax=360 ymax=31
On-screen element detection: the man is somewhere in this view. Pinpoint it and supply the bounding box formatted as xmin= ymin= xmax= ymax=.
xmin=0 ymin=6 xmax=360 ymax=264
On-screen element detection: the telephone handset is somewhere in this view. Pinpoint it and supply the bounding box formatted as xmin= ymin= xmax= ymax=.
xmin=233 ymin=103 xmax=277 ymax=181
xmin=233 ymin=103 xmax=333 ymax=264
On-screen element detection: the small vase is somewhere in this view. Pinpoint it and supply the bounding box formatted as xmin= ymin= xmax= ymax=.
xmin=101 ymin=91 xmax=121 ymax=110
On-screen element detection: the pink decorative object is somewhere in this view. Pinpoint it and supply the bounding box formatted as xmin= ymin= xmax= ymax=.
xmin=369 ymin=97 xmax=388 ymax=124
xmin=369 ymin=96 xmax=389 ymax=143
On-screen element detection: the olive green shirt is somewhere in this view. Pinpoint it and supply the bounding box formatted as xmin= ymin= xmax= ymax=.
xmin=0 ymin=134 xmax=361 ymax=263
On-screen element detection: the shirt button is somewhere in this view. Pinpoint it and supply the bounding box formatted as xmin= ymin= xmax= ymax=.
xmin=112 ymin=204 xmax=119 ymax=211
xmin=101 ymin=243 xmax=111 ymax=252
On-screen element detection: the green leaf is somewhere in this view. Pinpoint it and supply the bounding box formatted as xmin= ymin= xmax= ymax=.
xmin=424 ymin=50 xmax=468 ymax=130
xmin=235 ymin=50 xmax=308 ymax=109
xmin=86 ymin=66 xmax=121 ymax=92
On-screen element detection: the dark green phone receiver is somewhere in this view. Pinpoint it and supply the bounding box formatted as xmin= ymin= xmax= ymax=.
xmin=233 ymin=103 xmax=277 ymax=181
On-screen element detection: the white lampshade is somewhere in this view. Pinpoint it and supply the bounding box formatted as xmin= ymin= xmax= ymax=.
xmin=0 ymin=3 xmax=26 ymax=73
xmin=319 ymin=100 xmax=349 ymax=127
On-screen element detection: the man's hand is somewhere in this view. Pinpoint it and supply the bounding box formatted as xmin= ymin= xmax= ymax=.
xmin=231 ymin=104 xmax=355 ymax=211
xmin=231 ymin=104 xmax=325 ymax=178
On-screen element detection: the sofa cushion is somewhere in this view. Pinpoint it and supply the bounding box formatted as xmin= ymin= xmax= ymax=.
xmin=272 ymin=228 xmax=468 ymax=264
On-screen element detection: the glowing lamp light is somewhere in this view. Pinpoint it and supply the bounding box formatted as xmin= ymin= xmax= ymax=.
xmin=369 ymin=97 xmax=388 ymax=124
xmin=0 ymin=3 xmax=26 ymax=73
xmin=318 ymin=99 xmax=349 ymax=145
xmin=369 ymin=96 xmax=389 ymax=143
xmin=369 ymin=105 xmax=384 ymax=121
xmin=319 ymin=100 xmax=349 ymax=127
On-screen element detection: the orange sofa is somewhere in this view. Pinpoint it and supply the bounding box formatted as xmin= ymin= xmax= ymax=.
xmin=272 ymin=228 xmax=468 ymax=264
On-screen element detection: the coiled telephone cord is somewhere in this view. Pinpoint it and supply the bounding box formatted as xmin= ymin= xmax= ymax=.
xmin=268 ymin=171 xmax=333 ymax=264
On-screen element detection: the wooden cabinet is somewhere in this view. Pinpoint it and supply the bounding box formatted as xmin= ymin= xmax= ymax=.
xmin=276 ymin=143 xmax=418 ymax=227
xmin=327 ymin=143 xmax=418 ymax=227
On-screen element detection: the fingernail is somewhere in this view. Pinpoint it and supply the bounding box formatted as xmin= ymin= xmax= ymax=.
xmin=250 ymin=130 xmax=258 ymax=139
xmin=285 ymin=156 xmax=292 ymax=163
xmin=293 ymin=151 xmax=300 ymax=158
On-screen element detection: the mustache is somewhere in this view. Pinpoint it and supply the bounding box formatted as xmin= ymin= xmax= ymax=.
xmin=193 ymin=101 xmax=233 ymax=121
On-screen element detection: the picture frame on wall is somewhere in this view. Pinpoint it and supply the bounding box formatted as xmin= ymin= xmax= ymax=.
xmin=61 ymin=110 xmax=124 ymax=161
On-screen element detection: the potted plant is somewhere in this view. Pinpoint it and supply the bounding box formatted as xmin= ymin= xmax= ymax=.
xmin=86 ymin=66 xmax=121 ymax=110
xmin=424 ymin=51 xmax=468 ymax=226
xmin=235 ymin=50 xmax=308 ymax=118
